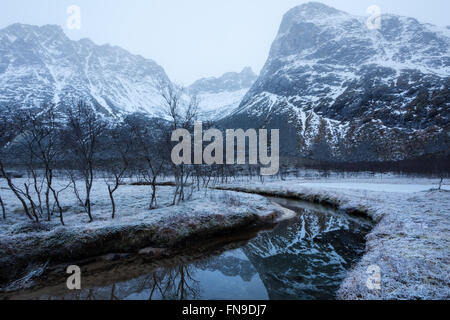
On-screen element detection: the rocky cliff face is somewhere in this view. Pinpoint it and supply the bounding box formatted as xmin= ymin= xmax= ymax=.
xmin=1 ymin=3 xmax=448 ymax=162
xmin=0 ymin=23 xmax=257 ymax=120
xmin=223 ymin=2 xmax=449 ymax=161
xmin=0 ymin=23 xmax=169 ymax=116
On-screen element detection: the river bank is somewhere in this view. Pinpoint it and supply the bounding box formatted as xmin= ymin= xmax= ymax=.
xmin=1 ymin=177 xmax=448 ymax=300
xmin=215 ymin=178 xmax=450 ymax=300
xmin=1 ymin=196 xmax=371 ymax=300
xmin=0 ymin=183 xmax=282 ymax=289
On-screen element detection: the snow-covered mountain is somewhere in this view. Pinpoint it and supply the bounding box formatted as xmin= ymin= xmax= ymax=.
xmin=0 ymin=23 xmax=256 ymax=120
xmin=0 ymin=23 xmax=169 ymax=116
xmin=1 ymin=5 xmax=448 ymax=162
xmin=222 ymin=2 xmax=450 ymax=161
xmin=188 ymin=67 xmax=257 ymax=120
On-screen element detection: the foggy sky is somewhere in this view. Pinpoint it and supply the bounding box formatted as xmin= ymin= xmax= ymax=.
xmin=1 ymin=0 xmax=449 ymax=84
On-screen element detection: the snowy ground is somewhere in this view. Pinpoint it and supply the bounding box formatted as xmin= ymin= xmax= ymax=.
xmin=0 ymin=178 xmax=279 ymax=229
xmin=291 ymin=181 xmax=449 ymax=193
xmin=1 ymin=174 xmax=449 ymax=299
xmin=0 ymin=178 xmax=282 ymax=287
xmin=216 ymin=177 xmax=450 ymax=300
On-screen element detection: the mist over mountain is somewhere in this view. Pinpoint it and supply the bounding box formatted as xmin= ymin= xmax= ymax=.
xmin=221 ymin=2 xmax=450 ymax=161
xmin=188 ymin=67 xmax=257 ymax=120
xmin=189 ymin=67 xmax=257 ymax=94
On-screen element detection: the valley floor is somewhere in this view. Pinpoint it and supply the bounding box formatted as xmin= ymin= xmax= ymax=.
xmin=1 ymin=175 xmax=449 ymax=300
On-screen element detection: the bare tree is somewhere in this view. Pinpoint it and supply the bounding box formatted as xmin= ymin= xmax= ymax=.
xmin=144 ymin=265 xmax=199 ymax=300
xmin=0 ymin=161 xmax=36 ymax=221
xmin=15 ymin=106 xmax=65 ymax=222
xmin=34 ymin=106 xmax=66 ymax=224
xmin=62 ymin=102 xmax=106 ymax=222
xmin=2 ymin=106 xmax=71 ymax=225
xmin=0 ymin=109 xmax=37 ymax=221
xmin=157 ymin=80 xmax=199 ymax=205
xmin=126 ymin=115 xmax=166 ymax=210
xmin=102 ymin=122 xmax=132 ymax=219
xmin=0 ymin=193 xmax=5 ymax=220
xmin=438 ymin=177 xmax=444 ymax=190
xmin=0 ymin=118 xmax=8 ymax=219
xmin=157 ymin=80 xmax=196 ymax=130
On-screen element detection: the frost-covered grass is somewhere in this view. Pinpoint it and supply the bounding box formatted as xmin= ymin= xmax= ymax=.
xmin=215 ymin=177 xmax=450 ymax=300
xmin=0 ymin=178 xmax=281 ymax=286
xmin=0 ymin=178 xmax=278 ymax=229
xmin=1 ymin=174 xmax=449 ymax=299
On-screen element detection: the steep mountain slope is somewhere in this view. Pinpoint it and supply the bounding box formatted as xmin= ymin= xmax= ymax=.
xmin=222 ymin=2 xmax=450 ymax=161
xmin=0 ymin=24 xmax=169 ymax=116
xmin=188 ymin=67 xmax=257 ymax=120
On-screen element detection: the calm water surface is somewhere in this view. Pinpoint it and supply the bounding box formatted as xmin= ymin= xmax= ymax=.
xmin=8 ymin=197 xmax=372 ymax=300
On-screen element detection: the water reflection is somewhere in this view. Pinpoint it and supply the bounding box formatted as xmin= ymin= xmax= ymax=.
xmin=6 ymin=198 xmax=371 ymax=300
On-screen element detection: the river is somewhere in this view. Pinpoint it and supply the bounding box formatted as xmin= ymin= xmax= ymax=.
xmin=5 ymin=197 xmax=372 ymax=300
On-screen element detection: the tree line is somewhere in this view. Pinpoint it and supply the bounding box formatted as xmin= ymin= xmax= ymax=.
xmin=0 ymin=81 xmax=216 ymax=224
xmin=0 ymin=81 xmax=270 ymax=225
xmin=1 ymin=80 xmax=447 ymax=225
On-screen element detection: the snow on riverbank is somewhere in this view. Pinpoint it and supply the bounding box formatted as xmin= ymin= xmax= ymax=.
xmin=1 ymin=175 xmax=448 ymax=299
xmin=0 ymin=179 xmax=281 ymax=287
xmin=216 ymin=178 xmax=450 ymax=300
xmin=295 ymin=182 xmax=449 ymax=193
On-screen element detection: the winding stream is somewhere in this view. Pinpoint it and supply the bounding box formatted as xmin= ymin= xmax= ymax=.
xmin=5 ymin=197 xmax=372 ymax=300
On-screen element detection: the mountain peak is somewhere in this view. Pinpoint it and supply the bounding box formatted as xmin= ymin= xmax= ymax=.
xmin=235 ymin=3 xmax=449 ymax=161
xmin=0 ymin=23 xmax=169 ymax=115
xmin=188 ymin=68 xmax=258 ymax=120
xmin=297 ymin=2 xmax=340 ymax=13
xmin=189 ymin=68 xmax=257 ymax=95
xmin=3 ymin=23 xmax=64 ymax=33
xmin=286 ymin=2 xmax=345 ymax=20
xmin=276 ymin=2 xmax=349 ymax=39
xmin=240 ymin=66 xmax=256 ymax=77
xmin=1 ymin=23 xmax=68 ymax=43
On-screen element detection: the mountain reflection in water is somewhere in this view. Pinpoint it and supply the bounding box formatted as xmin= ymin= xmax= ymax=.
xmin=10 ymin=197 xmax=372 ymax=300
